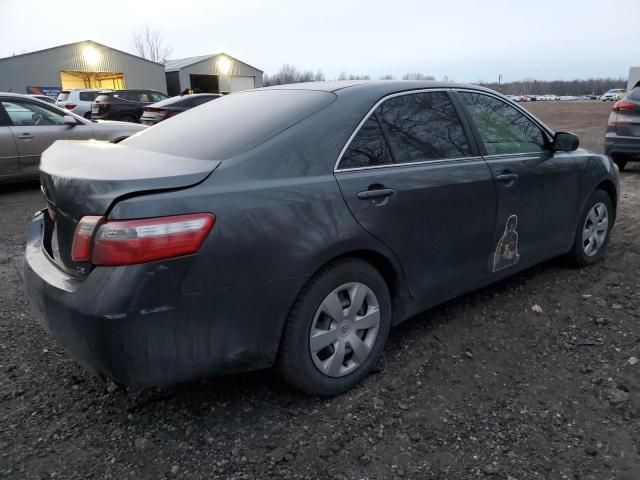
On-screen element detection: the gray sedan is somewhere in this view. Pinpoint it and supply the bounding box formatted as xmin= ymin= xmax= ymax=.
xmin=0 ymin=93 xmax=145 ymax=182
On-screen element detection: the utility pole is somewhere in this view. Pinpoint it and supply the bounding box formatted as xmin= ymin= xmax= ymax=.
xmin=498 ymin=74 xmax=503 ymax=91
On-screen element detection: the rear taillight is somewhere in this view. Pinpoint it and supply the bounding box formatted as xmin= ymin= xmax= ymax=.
xmin=91 ymin=213 xmax=215 ymax=266
xmin=145 ymin=108 xmax=175 ymax=117
xmin=71 ymin=216 xmax=104 ymax=261
xmin=613 ymin=100 xmax=636 ymax=112
xmin=64 ymin=103 xmax=77 ymax=110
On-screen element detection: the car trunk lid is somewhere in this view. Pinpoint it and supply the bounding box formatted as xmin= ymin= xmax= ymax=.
xmin=39 ymin=140 xmax=219 ymax=278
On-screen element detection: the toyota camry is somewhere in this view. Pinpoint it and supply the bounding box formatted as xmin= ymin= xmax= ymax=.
xmin=23 ymin=81 xmax=619 ymax=395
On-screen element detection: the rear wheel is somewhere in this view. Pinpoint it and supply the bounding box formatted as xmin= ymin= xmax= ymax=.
xmin=84 ymin=112 xmax=92 ymax=120
xmin=277 ymin=259 xmax=391 ymax=396
xmin=568 ymin=190 xmax=613 ymax=267
xmin=119 ymin=115 xmax=137 ymax=123
xmin=612 ymin=154 xmax=628 ymax=171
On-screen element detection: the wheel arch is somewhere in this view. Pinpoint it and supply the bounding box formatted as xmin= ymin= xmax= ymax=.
xmin=595 ymin=179 xmax=618 ymax=210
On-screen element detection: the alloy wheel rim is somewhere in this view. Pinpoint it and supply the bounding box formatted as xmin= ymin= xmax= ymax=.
xmin=309 ymin=282 xmax=380 ymax=378
xmin=582 ymin=202 xmax=609 ymax=257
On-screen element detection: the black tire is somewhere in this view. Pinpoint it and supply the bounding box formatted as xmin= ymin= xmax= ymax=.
xmin=119 ymin=115 xmax=137 ymax=123
xmin=277 ymin=259 xmax=391 ymax=396
xmin=84 ymin=112 xmax=92 ymax=119
xmin=612 ymin=155 xmax=628 ymax=171
xmin=568 ymin=190 xmax=614 ymax=267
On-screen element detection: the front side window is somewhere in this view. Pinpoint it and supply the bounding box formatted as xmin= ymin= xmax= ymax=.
xmin=1 ymin=100 xmax=65 ymax=126
xmin=459 ymin=92 xmax=548 ymax=155
xmin=339 ymin=115 xmax=391 ymax=169
xmin=375 ymin=91 xmax=471 ymax=163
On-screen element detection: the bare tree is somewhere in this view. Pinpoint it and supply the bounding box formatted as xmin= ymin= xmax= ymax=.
xmin=263 ymin=64 xmax=325 ymax=86
xmin=379 ymin=74 xmax=395 ymax=80
xmin=402 ymin=73 xmax=436 ymax=80
xmin=132 ymin=25 xmax=173 ymax=64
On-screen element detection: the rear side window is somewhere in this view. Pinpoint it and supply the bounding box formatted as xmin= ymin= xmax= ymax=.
xmin=189 ymin=95 xmax=219 ymax=107
xmin=339 ymin=115 xmax=391 ymax=169
xmin=627 ymin=87 xmax=640 ymax=101
xmin=459 ymin=92 xmax=548 ymax=155
xmin=79 ymin=91 xmax=99 ymax=101
xmin=123 ymin=90 xmax=336 ymax=160
xmin=57 ymin=91 xmax=70 ymax=102
xmin=150 ymin=91 xmax=168 ymax=102
xmin=375 ymin=92 xmax=471 ymax=163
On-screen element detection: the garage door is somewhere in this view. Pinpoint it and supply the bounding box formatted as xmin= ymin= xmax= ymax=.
xmin=229 ymin=76 xmax=255 ymax=92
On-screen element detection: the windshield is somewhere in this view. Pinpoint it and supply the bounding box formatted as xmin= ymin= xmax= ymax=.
xmin=123 ymin=89 xmax=336 ymax=160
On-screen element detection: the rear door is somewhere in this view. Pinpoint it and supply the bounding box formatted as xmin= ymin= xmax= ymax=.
xmin=1 ymin=98 xmax=93 ymax=175
xmin=455 ymin=90 xmax=581 ymax=269
xmin=0 ymin=105 xmax=19 ymax=177
xmin=335 ymin=90 xmax=497 ymax=304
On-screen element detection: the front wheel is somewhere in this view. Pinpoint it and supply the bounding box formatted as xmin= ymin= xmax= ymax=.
xmin=277 ymin=259 xmax=391 ymax=396
xmin=568 ymin=190 xmax=614 ymax=267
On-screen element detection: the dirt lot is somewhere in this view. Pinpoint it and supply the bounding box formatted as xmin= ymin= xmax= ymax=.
xmin=1 ymin=101 xmax=639 ymax=480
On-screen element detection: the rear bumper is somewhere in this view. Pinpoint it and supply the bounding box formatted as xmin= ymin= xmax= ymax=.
xmin=605 ymin=134 xmax=640 ymax=157
xmin=23 ymin=212 xmax=306 ymax=387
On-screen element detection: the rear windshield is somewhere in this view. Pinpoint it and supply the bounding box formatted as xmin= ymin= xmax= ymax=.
xmin=123 ymin=89 xmax=336 ymax=160
xmin=627 ymin=87 xmax=640 ymax=101
xmin=79 ymin=91 xmax=99 ymax=101
xmin=57 ymin=91 xmax=70 ymax=101
xmin=95 ymin=93 xmax=112 ymax=102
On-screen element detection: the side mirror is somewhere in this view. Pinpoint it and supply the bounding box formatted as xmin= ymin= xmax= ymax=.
xmin=553 ymin=132 xmax=579 ymax=152
xmin=63 ymin=115 xmax=79 ymax=126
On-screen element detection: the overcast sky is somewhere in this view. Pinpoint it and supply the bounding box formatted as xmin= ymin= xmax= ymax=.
xmin=1 ymin=0 xmax=638 ymax=82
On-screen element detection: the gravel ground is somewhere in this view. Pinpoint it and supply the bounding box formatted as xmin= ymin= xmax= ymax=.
xmin=1 ymin=102 xmax=639 ymax=479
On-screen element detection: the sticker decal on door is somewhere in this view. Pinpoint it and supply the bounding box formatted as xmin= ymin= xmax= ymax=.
xmin=493 ymin=214 xmax=520 ymax=272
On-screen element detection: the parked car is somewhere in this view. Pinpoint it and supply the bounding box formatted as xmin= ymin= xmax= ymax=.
xmin=140 ymin=93 xmax=221 ymax=125
xmin=24 ymin=82 xmax=619 ymax=395
xmin=55 ymin=89 xmax=106 ymax=119
xmin=28 ymin=94 xmax=56 ymax=105
xmin=600 ymin=89 xmax=625 ymax=101
xmin=605 ymin=86 xmax=640 ymax=170
xmin=91 ymin=90 xmax=169 ymax=122
xmin=0 ymin=93 xmax=145 ymax=182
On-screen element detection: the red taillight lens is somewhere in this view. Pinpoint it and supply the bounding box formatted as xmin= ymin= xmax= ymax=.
xmin=71 ymin=216 xmax=104 ymax=261
xmin=64 ymin=103 xmax=77 ymax=110
xmin=613 ymin=101 xmax=636 ymax=112
xmin=92 ymin=213 xmax=215 ymax=266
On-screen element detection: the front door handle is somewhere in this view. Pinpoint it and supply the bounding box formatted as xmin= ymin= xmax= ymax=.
xmin=17 ymin=133 xmax=34 ymax=140
xmin=496 ymin=173 xmax=519 ymax=185
xmin=357 ymin=188 xmax=395 ymax=200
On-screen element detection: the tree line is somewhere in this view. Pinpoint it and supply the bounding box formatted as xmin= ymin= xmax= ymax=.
xmin=478 ymin=78 xmax=627 ymax=96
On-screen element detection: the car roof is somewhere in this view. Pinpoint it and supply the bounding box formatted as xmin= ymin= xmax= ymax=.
xmin=258 ymin=80 xmax=492 ymax=94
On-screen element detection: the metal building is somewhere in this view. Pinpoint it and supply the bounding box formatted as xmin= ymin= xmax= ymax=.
xmin=0 ymin=40 xmax=167 ymax=97
xmin=164 ymin=53 xmax=263 ymax=96
xmin=628 ymin=67 xmax=640 ymax=91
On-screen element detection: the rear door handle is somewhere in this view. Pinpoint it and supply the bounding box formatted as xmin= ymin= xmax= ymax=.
xmin=357 ymin=188 xmax=395 ymax=200
xmin=496 ymin=173 xmax=518 ymax=184
xmin=17 ymin=133 xmax=34 ymax=140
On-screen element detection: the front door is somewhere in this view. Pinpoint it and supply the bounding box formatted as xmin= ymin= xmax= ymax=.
xmin=1 ymin=98 xmax=93 ymax=175
xmin=335 ymin=90 xmax=497 ymax=305
xmin=455 ymin=91 xmax=580 ymax=271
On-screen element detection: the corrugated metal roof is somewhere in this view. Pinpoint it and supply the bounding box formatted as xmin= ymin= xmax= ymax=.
xmin=164 ymin=55 xmax=215 ymax=72
xmin=0 ymin=40 xmax=164 ymax=66
xmin=165 ymin=53 xmax=263 ymax=73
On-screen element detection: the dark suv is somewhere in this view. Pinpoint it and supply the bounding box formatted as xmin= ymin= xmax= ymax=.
xmin=605 ymin=86 xmax=640 ymax=170
xmin=91 ymin=90 xmax=169 ymax=122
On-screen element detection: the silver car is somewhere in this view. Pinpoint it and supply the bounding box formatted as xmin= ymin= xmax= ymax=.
xmin=0 ymin=93 xmax=145 ymax=182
